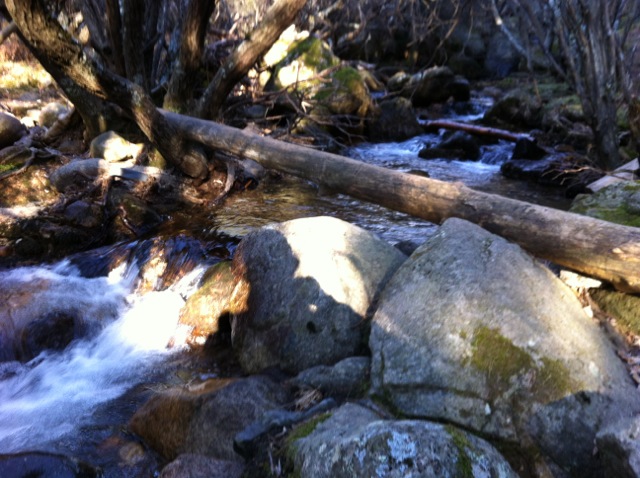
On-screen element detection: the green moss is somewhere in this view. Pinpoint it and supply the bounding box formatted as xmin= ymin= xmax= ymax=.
xmin=470 ymin=326 xmax=577 ymax=403
xmin=283 ymin=412 xmax=332 ymax=475
xmin=445 ymin=425 xmax=474 ymax=478
xmin=590 ymin=288 xmax=640 ymax=336
xmin=0 ymin=163 xmax=18 ymax=174
xmin=470 ymin=326 xmax=535 ymax=396
xmin=535 ymin=357 xmax=576 ymax=402
xmin=570 ymin=183 xmax=640 ymax=228
xmin=286 ymin=37 xmax=338 ymax=71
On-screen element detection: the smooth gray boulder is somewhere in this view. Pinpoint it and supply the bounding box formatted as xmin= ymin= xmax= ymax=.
xmin=230 ymin=216 xmax=406 ymax=374
xmin=370 ymin=218 xmax=640 ymax=475
xmin=289 ymin=402 xmax=517 ymax=478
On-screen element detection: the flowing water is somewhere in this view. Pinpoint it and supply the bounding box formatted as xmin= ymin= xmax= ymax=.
xmin=0 ymin=100 xmax=572 ymax=462
xmin=0 ymin=259 xmax=206 ymax=455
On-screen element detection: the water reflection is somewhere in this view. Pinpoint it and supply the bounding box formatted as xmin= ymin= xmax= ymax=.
xmin=212 ymin=134 xmax=570 ymax=244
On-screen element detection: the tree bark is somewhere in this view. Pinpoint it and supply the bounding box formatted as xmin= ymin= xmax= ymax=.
xmin=164 ymin=0 xmax=216 ymax=112
xmin=6 ymin=0 xmax=208 ymax=180
xmin=197 ymin=0 xmax=307 ymax=119
xmin=164 ymin=110 xmax=640 ymax=293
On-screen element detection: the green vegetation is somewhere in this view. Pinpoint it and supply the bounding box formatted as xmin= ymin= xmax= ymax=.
xmin=469 ymin=325 xmax=577 ymax=403
xmin=445 ymin=425 xmax=474 ymax=478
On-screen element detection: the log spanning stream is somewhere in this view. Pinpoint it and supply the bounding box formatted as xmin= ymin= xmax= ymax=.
xmin=0 ymin=101 xmax=573 ymax=464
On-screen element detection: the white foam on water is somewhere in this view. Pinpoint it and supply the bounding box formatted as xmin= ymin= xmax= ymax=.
xmin=0 ymin=261 xmax=201 ymax=453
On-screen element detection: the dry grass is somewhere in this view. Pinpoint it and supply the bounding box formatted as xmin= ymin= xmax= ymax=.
xmin=0 ymin=31 xmax=53 ymax=94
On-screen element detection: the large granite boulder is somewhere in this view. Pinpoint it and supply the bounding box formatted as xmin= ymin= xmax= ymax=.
xmin=369 ymin=218 xmax=640 ymax=475
xmin=288 ymin=402 xmax=517 ymax=477
xmin=128 ymin=375 xmax=289 ymax=462
xmin=230 ymin=216 xmax=406 ymax=374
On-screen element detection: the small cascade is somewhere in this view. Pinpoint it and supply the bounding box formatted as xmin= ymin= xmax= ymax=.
xmin=0 ymin=253 xmax=207 ymax=454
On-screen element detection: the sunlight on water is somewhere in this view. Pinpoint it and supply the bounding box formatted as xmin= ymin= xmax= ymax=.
xmin=0 ymin=261 xmax=202 ymax=453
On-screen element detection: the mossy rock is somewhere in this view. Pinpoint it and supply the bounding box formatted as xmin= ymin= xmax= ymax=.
xmin=314 ymin=66 xmax=373 ymax=117
xmin=272 ymin=36 xmax=340 ymax=91
xmin=590 ymin=288 xmax=640 ymax=337
xmin=570 ymin=182 xmax=640 ymax=228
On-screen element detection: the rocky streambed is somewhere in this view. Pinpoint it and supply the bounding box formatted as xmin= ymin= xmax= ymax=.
xmin=3 ymin=213 xmax=639 ymax=477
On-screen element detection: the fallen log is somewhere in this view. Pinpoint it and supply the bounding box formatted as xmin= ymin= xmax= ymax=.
xmin=164 ymin=111 xmax=640 ymax=293
xmin=422 ymin=119 xmax=533 ymax=143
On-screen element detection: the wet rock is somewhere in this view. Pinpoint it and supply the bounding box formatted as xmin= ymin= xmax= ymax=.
xmin=500 ymin=153 xmax=600 ymax=196
xmin=388 ymin=66 xmax=468 ymax=107
xmin=128 ymin=375 xmax=290 ymax=462
xmin=89 ymin=130 xmax=144 ymax=163
xmin=438 ymin=131 xmax=481 ymax=160
xmin=0 ymin=112 xmax=26 ymax=149
xmin=289 ymin=403 xmax=518 ymax=478
xmin=288 ymin=356 xmax=371 ymax=398
xmin=369 ymin=218 xmax=640 ymax=475
xmin=19 ymin=310 xmax=85 ymax=361
xmin=159 ymin=454 xmax=244 ymax=478
xmin=130 ymin=234 xmax=210 ymax=293
xmin=0 ymin=270 xmax=124 ymax=362
xmin=483 ymin=88 xmax=542 ymax=129
xmin=512 ymin=137 xmax=548 ymax=160
xmin=230 ymin=216 xmax=406 ymax=374
xmin=179 ymin=260 xmax=237 ymax=345
xmin=107 ymin=185 xmax=163 ymax=240
xmin=596 ymin=416 xmax=640 ymax=478
xmin=0 ymin=451 xmax=100 ymax=478
xmin=367 ymin=97 xmax=424 ymax=142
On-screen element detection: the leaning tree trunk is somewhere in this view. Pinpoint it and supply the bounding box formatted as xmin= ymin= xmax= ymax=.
xmin=197 ymin=0 xmax=307 ymax=119
xmin=164 ymin=110 xmax=640 ymax=294
xmin=5 ymin=0 xmax=209 ymax=180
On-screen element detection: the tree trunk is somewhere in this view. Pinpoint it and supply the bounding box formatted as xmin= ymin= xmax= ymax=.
xmin=164 ymin=110 xmax=640 ymax=293
xmin=6 ymin=0 xmax=209 ymax=180
xmin=197 ymin=0 xmax=307 ymax=119
xmin=164 ymin=0 xmax=216 ymax=112
xmin=422 ymin=119 xmax=533 ymax=142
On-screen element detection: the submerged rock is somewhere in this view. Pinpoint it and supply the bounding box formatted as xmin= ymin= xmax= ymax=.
xmin=369 ymin=218 xmax=640 ymax=475
xmin=288 ymin=402 xmax=517 ymax=478
xmin=230 ymin=216 xmax=406 ymax=374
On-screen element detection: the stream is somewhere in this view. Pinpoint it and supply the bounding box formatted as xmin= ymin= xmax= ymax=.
xmin=0 ymin=100 xmax=573 ymax=471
